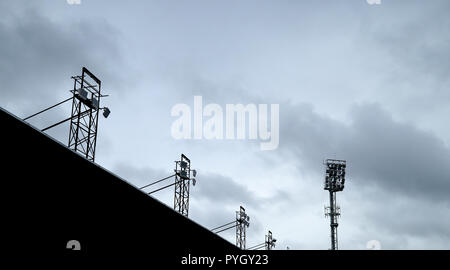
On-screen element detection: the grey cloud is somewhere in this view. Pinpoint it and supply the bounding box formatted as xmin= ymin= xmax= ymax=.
xmin=281 ymin=102 xmax=450 ymax=202
xmin=342 ymin=184 xmax=450 ymax=249
xmin=194 ymin=172 xmax=261 ymax=208
xmin=367 ymin=0 xmax=450 ymax=78
xmin=193 ymin=172 xmax=287 ymax=244
xmin=368 ymin=196 xmax=450 ymax=239
xmin=110 ymin=163 xmax=269 ymax=243
xmin=344 ymin=104 xmax=450 ymax=201
xmin=3 ymin=0 xmax=450 ymax=249
xmin=111 ymin=162 xmax=169 ymax=188
xmin=278 ymin=101 xmax=450 ymax=247
xmin=0 ymin=3 xmax=125 ymax=148
xmin=0 ymin=4 xmax=124 ymax=115
xmin=360 ymin=0 xmax=450 ymax=112
xmin=110 ymin=162 xmax=268 ymax=209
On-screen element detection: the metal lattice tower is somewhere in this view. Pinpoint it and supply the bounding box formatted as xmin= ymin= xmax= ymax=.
xmin=68 ymin=67 xmax=108 ymax=162
xmin=265 ymin=230 xmax=276 ymax=250
xmin=236 ymin=206 xmax=250 ymax=250
xmin=325 ymin=192 xmax=341 ymax=250
xmin=324 ymin=159 xmax=346 ymax=250
xmin=174 ymin=154 xmax=192 ymax=217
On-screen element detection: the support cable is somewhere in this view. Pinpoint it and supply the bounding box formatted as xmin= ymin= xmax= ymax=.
xmin=247 ymin=243 xmax=266 ymax=250
xmin=23 ymin=97 xmax=72 ymax=121
xmin=140 ymin=174 xmax=176 ymax=190
xmin=214 ymin=224 xmax=237 ymax=234
xmin=211 ymin=221 xmax=236 ymax=232
xmin=41 ymin=109 xmax=90 ymax=132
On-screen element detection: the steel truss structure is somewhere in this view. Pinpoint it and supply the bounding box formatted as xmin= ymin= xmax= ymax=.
xmin=236 ymin=206 xmax=250 ymax=250
xmin=174 ymin=154 xmax=191 ymax=217
xmin=68 ymin=67 xmax=104 ymax=162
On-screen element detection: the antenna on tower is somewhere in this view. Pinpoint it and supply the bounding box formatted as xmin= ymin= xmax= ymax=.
xmin=324 ymin=159 xmax=347 ymax=250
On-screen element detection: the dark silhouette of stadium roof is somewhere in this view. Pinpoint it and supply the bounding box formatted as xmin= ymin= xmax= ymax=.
xmin=1 ymin=107 xmax=237 ymax=258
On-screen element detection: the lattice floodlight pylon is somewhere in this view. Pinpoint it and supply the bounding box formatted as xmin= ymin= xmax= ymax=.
xmin=174 ymin=154 xmax=191 ymax=217
xmin=68 ymin=67 xmax=106 ymax=162
xmin=236 ymin=206 xmax=250 ymax=250
xmin=265 ymin=230 xmax=276 ymax=250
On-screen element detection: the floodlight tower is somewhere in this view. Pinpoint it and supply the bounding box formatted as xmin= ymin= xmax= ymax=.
xmin=236 ymin=206 xmax=250 ymax=250
xmin=68 ymin=67 xmax=110 ymax=162
xmin=324 ymin=159 xmax=346 ymax=250
xmin=174 ymin=154 xmax=196 ymax=217
xmin=265 ymin=230 xmax=276 ymax=250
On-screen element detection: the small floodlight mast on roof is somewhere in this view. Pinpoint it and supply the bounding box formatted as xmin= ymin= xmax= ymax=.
xmin=236 ymin=206 xmax=250 ymax=250
xmin=324 ymin=159 xmax=347 ymax=250
xmin=174 ymin=154 xmax=192 ymax=217
xmin=265 ymin=230 xmax=276 ymax=250
xmin=68 ymin=67 xmax=110 ymax=162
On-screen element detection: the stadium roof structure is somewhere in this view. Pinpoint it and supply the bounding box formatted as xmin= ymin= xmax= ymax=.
xmin=1 ymin=107 xmax=237 ymax=259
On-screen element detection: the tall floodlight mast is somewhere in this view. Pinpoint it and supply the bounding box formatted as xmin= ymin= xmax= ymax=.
xmin=324 ymin=159 xmax=347 ymax=250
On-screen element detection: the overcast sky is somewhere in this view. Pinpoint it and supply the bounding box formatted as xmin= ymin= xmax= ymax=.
xmin=1 ymin=0 xmax=450 ymax=250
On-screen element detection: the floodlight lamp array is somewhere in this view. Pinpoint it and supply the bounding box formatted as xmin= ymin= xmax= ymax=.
xmin=175 ymin=155 xmax=197 ymax=184
xmin=238 ymin=207 xmax=250 ymax=227
xmin=324 ymin=159 xmax=346 ymax=192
